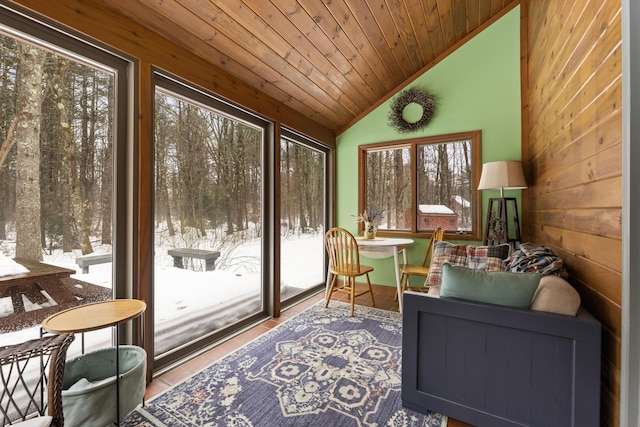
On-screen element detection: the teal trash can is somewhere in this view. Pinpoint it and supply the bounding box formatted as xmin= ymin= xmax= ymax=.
xmin=61 ymin=345 xmax=146 ymax=427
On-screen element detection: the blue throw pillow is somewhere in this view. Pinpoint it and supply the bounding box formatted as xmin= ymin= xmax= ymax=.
xmin=440 ymin=262 xmax=541 ymax=308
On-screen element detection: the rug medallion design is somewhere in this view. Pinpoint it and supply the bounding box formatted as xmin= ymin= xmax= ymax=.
xmin=122 ymin=302 xmax=446 ymax=426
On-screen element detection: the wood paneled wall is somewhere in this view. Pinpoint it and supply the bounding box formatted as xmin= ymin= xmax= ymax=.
xmin=522 ymin=1 xmax=622 ymax=425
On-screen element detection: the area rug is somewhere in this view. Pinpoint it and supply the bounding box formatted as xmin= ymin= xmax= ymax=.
xmin=121 ymin=301 xmax=447 ymax=426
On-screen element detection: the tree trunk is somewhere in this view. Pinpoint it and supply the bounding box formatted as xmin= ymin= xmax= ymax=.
xmin=76 ymin=70 xmax=93 ymax=254
xmin=14 ymin=44 xmax=45 ymax=261
xmin=101 ymin=77 xmax=113 ymax=244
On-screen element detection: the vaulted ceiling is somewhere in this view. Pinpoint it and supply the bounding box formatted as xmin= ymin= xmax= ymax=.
xmin=99 ymin=0 xmax=518 ymax=133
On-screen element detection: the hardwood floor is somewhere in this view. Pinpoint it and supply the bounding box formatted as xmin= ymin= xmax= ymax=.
xmin=145 ymin=283 xmax=472 ymax=427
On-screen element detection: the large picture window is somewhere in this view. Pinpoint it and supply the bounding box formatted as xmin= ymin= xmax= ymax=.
xmin=0 ymin=7 xmax=128 ymax=343
xmin=279 ymin=130 xmax=328 ymax=305
xmin=358 ymin=131 xmax=482 ymax=240
xmin=153 ymin=73 xmax=270 ymax=368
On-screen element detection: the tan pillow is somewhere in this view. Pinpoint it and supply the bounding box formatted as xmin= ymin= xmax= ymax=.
xmin=530 ymin=275 xmax=581 ymax=316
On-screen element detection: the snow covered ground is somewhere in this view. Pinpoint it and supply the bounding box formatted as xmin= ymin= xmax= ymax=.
xmin=0 ymin=231 xmax=325 ymax=359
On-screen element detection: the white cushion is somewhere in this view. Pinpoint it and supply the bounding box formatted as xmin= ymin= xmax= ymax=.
xmin=11 ymin=416 xmax=53 ymax=427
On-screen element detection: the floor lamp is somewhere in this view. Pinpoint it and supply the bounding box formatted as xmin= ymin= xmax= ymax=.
xmin=478 ymin=160 xmax=527 ymax=246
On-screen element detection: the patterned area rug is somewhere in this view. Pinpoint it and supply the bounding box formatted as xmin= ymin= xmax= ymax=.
xmin=122 ymin=302 xmax=446 ymax=427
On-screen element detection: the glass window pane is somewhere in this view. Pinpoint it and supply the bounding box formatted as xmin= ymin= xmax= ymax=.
xmin=153 ymin=86 xmax=264 ymax=358
xmin=365 ymin=147 xmax=411 ymax=230
xmin=417 ymin=139 xmax=473 ymax=232
xmin=280 ymin=136 xmax=325 ymax=300
xmin=359 ymin=131 xmax=480 ymax=238
xmin=0 ymin=32 xmax=115 ymax=337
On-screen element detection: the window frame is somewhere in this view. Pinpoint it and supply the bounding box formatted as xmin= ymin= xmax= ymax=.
xmin=0 ymin=3 xmax=132 ymax=298
xmin=278 ymin=128 xmax=331 ymax=308
xmin=152 ymin=71 xmax=273 ymax=372
xmin=358 ymin=130 xmax=482 ymax=241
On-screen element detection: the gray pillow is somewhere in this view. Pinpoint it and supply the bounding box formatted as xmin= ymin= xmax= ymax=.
xmin=440 ymin=262 xmax=541 ymax=308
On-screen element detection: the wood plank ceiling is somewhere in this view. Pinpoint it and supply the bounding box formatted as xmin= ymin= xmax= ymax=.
xmin=99 ymin=0 xmax=517 ymax=133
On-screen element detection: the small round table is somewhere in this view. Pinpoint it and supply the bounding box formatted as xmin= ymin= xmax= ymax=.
xmin=355 ymin=237 xmax=414 ymax=312
xmin=42 ymin=299 xmax=146 ymax=426
xmin=42 ymin=299 xmax=146 ymax=334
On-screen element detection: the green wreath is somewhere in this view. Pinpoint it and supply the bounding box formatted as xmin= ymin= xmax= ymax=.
xmin=388 ymin=87 xmax=436 ymax=133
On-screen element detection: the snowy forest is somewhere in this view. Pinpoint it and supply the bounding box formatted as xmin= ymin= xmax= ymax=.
xmin=0 ymin=35 xmax=115 ymax=260
xmin=0 ymin=33 xmax=325 ymax=264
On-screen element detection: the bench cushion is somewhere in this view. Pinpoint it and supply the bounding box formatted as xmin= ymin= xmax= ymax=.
xmin=440 ymin=263 xmax=541 ymax=308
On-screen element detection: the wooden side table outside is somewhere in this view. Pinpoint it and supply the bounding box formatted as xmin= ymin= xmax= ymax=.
xmin=0 ymin=258 xmax=75 ymax=313
xmin=42 ymin=299 xmax=146 ymax=426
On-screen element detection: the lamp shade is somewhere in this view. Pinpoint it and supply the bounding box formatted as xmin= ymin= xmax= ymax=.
xmin=477 ymin=160 xmax=527 ymax=191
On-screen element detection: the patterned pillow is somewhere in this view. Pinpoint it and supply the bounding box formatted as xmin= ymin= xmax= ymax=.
xmin=466 ymin=243 xmax=511 ymax=260
xmin=467 ymin=256 xmax=505 ymax=271
xmin=466 ymin=244 xmax=511 ymax=271
xmin=425 ymin=241 xmax=469 ymax=287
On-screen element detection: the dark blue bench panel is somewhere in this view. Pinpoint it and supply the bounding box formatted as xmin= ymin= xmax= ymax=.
xmin=402 ymin=293 xmax=601 ymax=427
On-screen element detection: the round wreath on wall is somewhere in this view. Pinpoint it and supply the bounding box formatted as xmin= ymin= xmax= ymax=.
xmin=388 ymin=87 xmax=437 ymax=133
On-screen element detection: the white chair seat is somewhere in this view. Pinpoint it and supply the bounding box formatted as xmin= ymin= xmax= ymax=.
xmin=10 ymin=416 xmax=52 ymax=427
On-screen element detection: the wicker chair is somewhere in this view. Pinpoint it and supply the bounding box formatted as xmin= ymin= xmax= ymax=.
xmin=1 ymin=333 xmax=74 ymax=427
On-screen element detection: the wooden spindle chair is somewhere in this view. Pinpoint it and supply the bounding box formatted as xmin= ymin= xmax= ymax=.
xmin=324 ymin=227 xmax=376 ymax=316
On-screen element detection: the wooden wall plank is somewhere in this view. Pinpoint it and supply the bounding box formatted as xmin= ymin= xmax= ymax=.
xmin=269 ymin=1 xmax=387 ymax=100
xmin=524 ymin=0 xmax=622 ymax=425
xmin=528 ymin=175 xmax=621 ymax=210
xmin=529 ymin=110 xmax=621 ymax=185
xmin=165 ymin=0 xmax=356 ymax=119
xmin=436 ymin=0 xmax=457 ymax=49
xmin=478 ymin=0 xmax=492 ymax=25
xmin=342 ymin=0 xmax=409 ymax=81
xmin=452 ymin=0 xmax=468 ymax=42
xmin=96 ymin=0 xmax=339 ymax=131
xmin=528 ymin=208 xmax=621 ymax=239
xmin=213 ymin=0 xmax=367 ymax=113
xmin=385 ymin=0 xmax=424 ymax=70
xmin=424 ymin=0 xmax=447 ymax=56
xmin=405 ymin=0 xmax=436 ymax=64
xmin=465 ymin=0 xmax=480 ymax=31
xmin=539 ymin=225 xmax=621 ymax=273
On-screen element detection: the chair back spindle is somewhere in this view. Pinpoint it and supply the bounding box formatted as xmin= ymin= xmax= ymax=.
xmin=324 ymin=227 xmax=375 ymax=315
xmin=0 ymin=333 xmax=74 ymax=427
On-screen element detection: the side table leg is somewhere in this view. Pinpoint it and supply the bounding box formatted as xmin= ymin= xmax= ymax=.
xmin=116 ymin=322 xmax=120 ymax=426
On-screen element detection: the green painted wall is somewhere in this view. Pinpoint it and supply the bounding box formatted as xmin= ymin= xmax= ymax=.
xmin=335 ymin=6 xmax=522 ymax=286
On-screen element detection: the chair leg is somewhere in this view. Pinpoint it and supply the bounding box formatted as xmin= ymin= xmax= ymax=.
xmin=366 ymin=273 xmax=375 ymax=307
xmin=349 ymin=276 xmax=356 ymax=316
xmin=325 ymin=275 xmax=338 ymax=308
xmin=403 ymin=272 xmax=411 ymax=294
xmin=394 ymin=272 xmax=409 ymax=301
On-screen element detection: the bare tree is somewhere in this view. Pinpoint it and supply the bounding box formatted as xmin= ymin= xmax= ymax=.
xmin=14 ymin=43 xmax=45 ymax=260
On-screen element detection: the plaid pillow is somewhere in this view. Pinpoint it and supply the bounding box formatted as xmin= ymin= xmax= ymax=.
xmin=466 ymin=244 xmax=511 ymax=271
xmin=467 ymin=256 xmax=505 ymax=271
xmin=466 ymin=244 xmax=511 ymax=260
xmin=425 ymin=241 xmax=469 ymax=287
